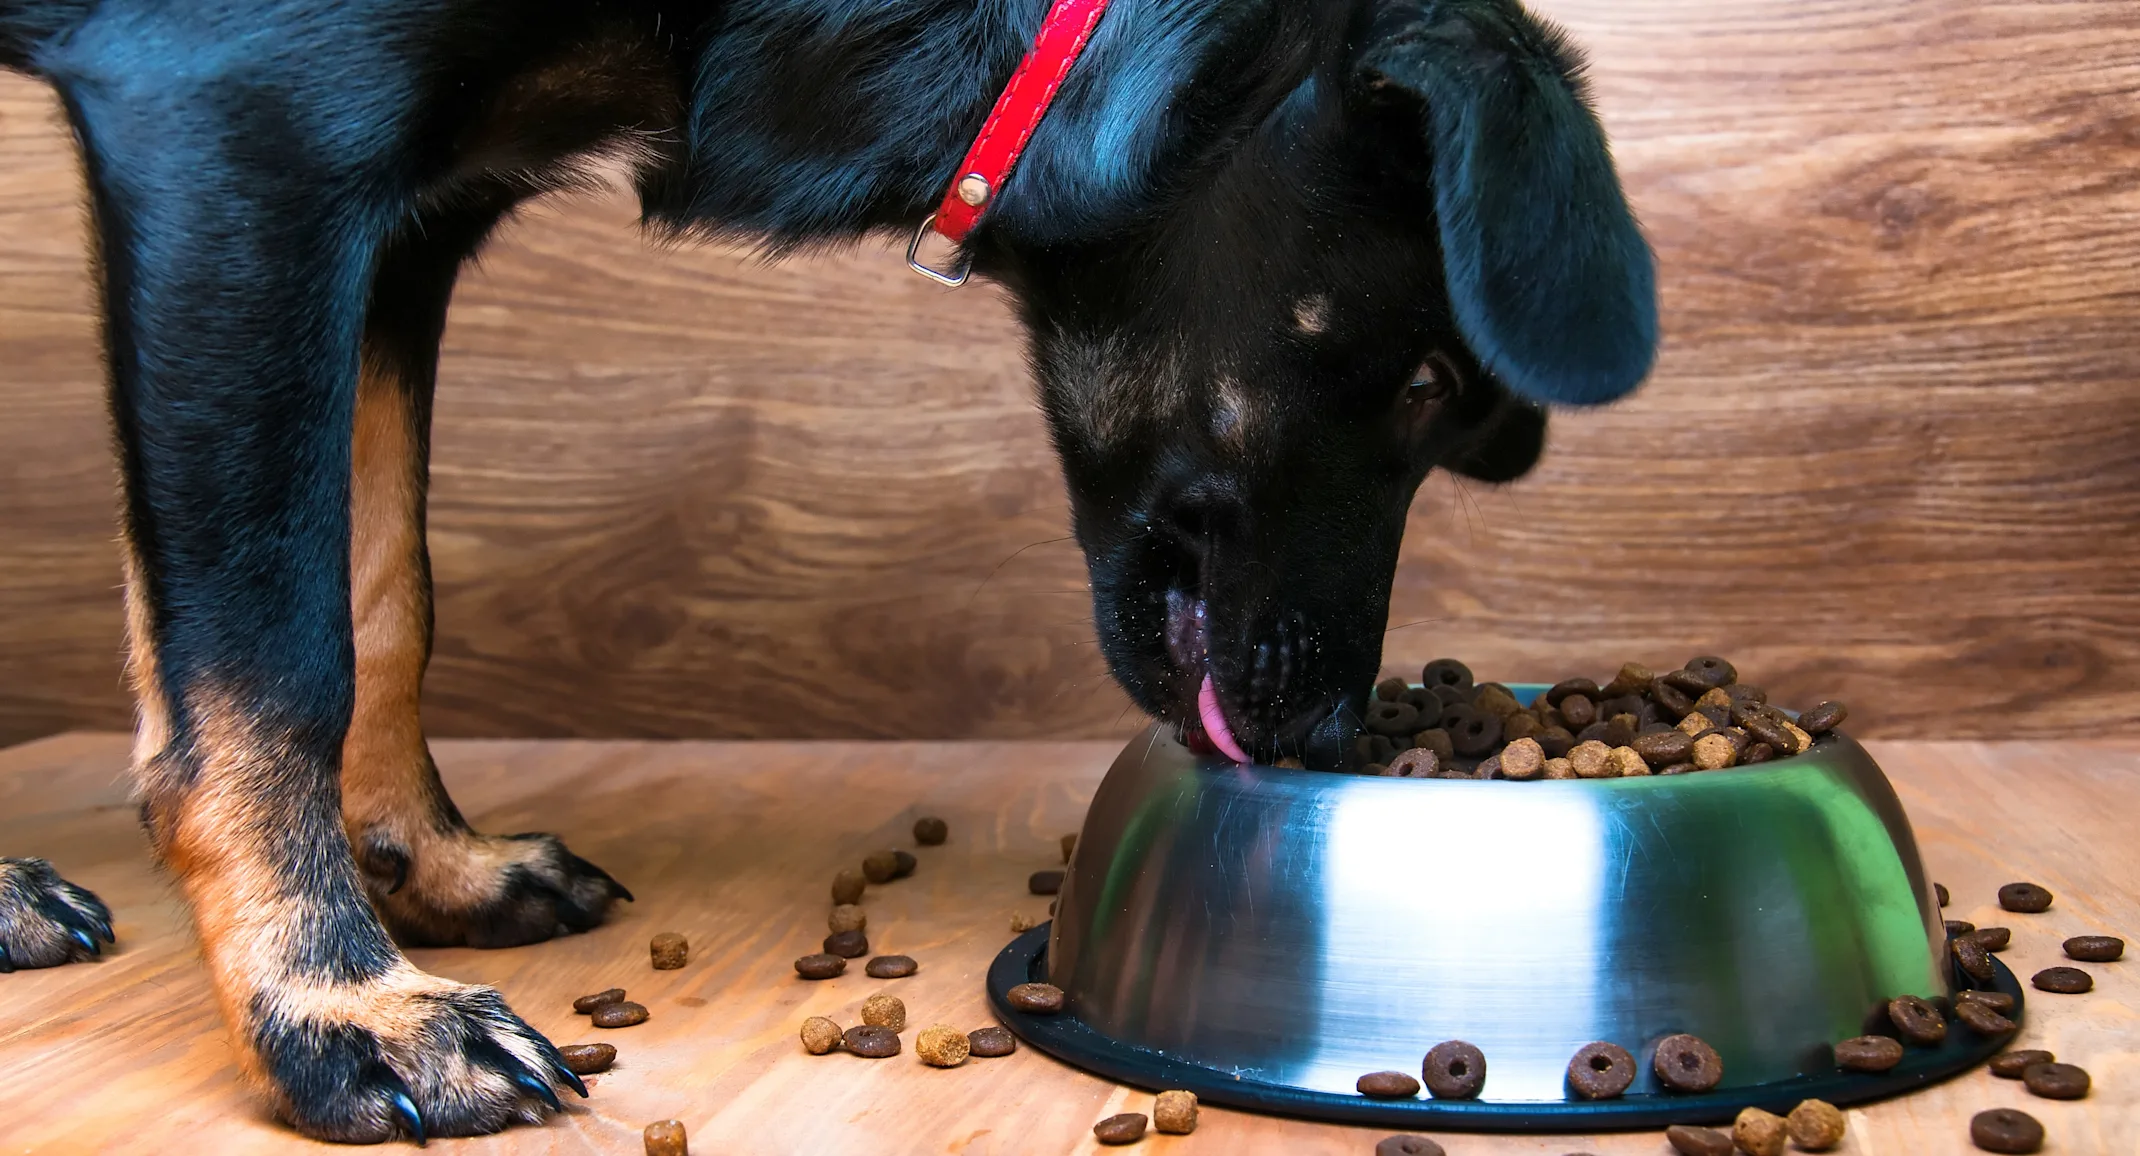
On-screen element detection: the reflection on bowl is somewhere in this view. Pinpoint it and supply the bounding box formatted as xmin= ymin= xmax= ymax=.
xmin=1048 ymin=691 xmax=1945 ymax=1102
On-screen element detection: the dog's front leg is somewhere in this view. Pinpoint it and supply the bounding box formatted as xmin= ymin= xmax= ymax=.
xmin=67 ymin=75 xmax=578 ymax=1141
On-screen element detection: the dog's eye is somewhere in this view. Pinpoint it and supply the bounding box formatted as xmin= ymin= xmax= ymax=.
xmin=1405 ymin=355 xmax=1455 ymax=402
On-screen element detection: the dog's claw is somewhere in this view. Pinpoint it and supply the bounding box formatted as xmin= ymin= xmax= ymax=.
xmin=0 ymin=943 xmax=13 ymax=973
xmin=385 ymin=1082 xmax=426 ymax=1147
xmin=549 ymin=1058 xmax=589 ymax=1098
xmin=512 ymin=1069 xmax=562 ymax=1113
xmin=68 ymin=927 xmax=98 ymax=955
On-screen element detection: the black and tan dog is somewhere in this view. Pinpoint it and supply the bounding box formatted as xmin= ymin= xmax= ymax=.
xmin=0 ymin=0 xmax=1655 ymax=1141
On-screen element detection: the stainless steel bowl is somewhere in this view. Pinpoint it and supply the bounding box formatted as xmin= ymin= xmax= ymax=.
xmin=1043 ymin=689 xmax=1955 ymax=1109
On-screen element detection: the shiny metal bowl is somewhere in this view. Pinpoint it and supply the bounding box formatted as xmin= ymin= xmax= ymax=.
xmin=995 ymin=685 xmax=2013 ymax=1129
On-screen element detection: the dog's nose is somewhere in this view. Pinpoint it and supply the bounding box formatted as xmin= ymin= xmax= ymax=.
xmin=1147 ymin=475 xmax=1245 ymax=565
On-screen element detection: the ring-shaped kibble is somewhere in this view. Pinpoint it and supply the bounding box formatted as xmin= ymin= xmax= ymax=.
xmin=1356 ymin=1070 xmax=1422 ymax=1098
xmin=1832 ymin=1035 xmax=1904 ymax=1073
xmin=1724 ymin=683 xmax=1767 ymax=706
xmin=1442 ymin=707 xmax=1502 ymax=757
xmin=967 ymin=1026 xmax=1017 ymax=1057
xmin=1420 ymin=658 xmax=1473 ymax=692
xmin=1969 ymin=1108 xmax=2044 ymax=1154
xmin=1946 ymin=919 xmax=1977 ymax=937
xmin=842 ymin=1024 xmax=900 ymax=1058
xmin=1968 ymin=926 xmax=2012 ymax=952
xmin=1652 ymin=680 xmax=1695 ymax=716
xmin=1545 ymin=678 xmax=1599 ymax=706
xmin=1961 ymin=989 xmax=2016 ymax=1014
xmin=1651 ymin=1034 xmax=1724 ymax=1092
xmin=1988 ymin=1049 xmax=2054 ymax=1079
xmin=794 ymin=952 xmax=846 ymax=980
xmin=1887 ymin=995 xmax=1947 ymax=1045
xmin=1683 ymin=655 xmax=1737 ymax=686
xmin=1952 ymin=935 xmax=1996 ymax=982
xmin=1420 ymin=1040 xmax=1487 ymax=1099
xmin=1736 ymin=706 xmax=1797 ymax=751
xmin=1998 ymin=882 xmax=2053 ymax=913
xmin=2021 ymin=1061 xmax=2090 ymax=1100
xmin=1006 ymin=982 xmax=1066 ymax=1014
xmin=1797 ymin=700 xmax=1849 ymax=735
xmin=1955 ymin=998 xmax=2016 ymax=1036
xmin=1399 ymin=688 xmax=1444 ymax=727
xmin=2032 ymin=966 xmax=2092 ymax=994
xmin=2064 ymin=935 xmax=2123 ymax=962
xmin=1565 ymin=1041 xmax=1635 ymax=1099
xmin=1375 ymin=677 xmax=1411 ymax=702
xmin=1364 ymin=700 xmax=1421 ymax=736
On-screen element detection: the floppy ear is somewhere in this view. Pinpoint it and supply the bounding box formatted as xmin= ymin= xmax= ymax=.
xmin=1358 ymin=0 xmax=1657 ymax=406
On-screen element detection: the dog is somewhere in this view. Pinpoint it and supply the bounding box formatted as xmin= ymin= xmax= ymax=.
xmin=0 ymin=0 xmax=1655 ymax=1141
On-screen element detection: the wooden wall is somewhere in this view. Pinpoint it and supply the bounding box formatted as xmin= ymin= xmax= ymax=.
xmin=4 ymin=0 xmax=2139 ymax=747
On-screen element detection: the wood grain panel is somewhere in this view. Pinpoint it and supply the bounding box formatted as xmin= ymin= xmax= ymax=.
xmin=1 ymin=734 xmax=2134 ymax=1152
xmin=3 ymin=0 xmax=2139 ymax=745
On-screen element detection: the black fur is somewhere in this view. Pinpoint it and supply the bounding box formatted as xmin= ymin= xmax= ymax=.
xmin=0 ymin=0 xmax=1654 ymax=1138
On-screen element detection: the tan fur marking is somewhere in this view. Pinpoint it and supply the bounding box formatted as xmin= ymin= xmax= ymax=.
xmin=1292 ymin=294 xmax=1331 ymax=335
xmin=119 ymin=539 xmax=173 ymax=785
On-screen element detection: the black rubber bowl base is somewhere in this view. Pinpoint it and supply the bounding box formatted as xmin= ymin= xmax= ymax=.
xmin=987 ymin=925 xmax=2023 ymax=1132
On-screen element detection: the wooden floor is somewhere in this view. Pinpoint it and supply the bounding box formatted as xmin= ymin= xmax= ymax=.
xmin=0 ymin=736 xmax=2132 ymax=1155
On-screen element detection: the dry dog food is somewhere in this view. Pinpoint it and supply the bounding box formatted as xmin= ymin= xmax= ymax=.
xmin=1787 ymin=1099 xmax=1847 ymax=1151
xmin=1092 ymin=1113 xmax=1147 ymax=1145
xmin=1565 ymin=1041 xmax=1634 ymax=1099
xmin=1998 ymin=882 xmax=2053 ymax=913
xmin=831 ymin=868 xmax=867 ymax=905
xmin=967 ymin=1026 xmax=1017 ymax=1057
xmin=915 ymin=1024 xmax=969 ymax=1067
xmin=1936 ymin=882 xmax=1950 ymax=907
xmin=2022 ymin=1061 xmax=2090 ymax=1100
xmin=1664 ymin=1124 xmax=1733 ymax=1156
xmin=574 ymin=988 xmax=627 ymax=1014
xmin=1970 ymin=1107 xmax=2044 ymax=1153
xmin=1989 ymin=1049 xmax=2054 ymax=1078
xmin=2065 ymin=934 xmax=2123 ymax=962
xmin=592 ymin=1000 xmax=649 ymax=1028
xmin=1421 ymin=1040 xmax=1486 ymax=1099
xmin=1652 ymin=1033 xmax=1723 ymax=1092
xmin=1005 ymin=982 xmax=1065 ymax=1014
xmin=1009 ymin=912 xmax=1036 ymax=933
xmin=1733 ymin=1107 xmax=1787 ymax=1156
xmin=1028 ymin=870 xmax=1064 ymax=895
xmin=2032 ymin=966 xmax=2092 ymax=994
xmin=558 ymin=1043 xmax=617 ymax=1075
xmin=1953 ymin=935 xmax=1996 ymax=983
xmin=892 ymin=849 xmax=918 ymax=877
xmin=828 ymin=904 xmax=867 ymax=934
xmin=864 ymin=954 xmax=916 ymax=978
xmin=823 ymin=929 xmax=869 ymax=958
xmin=914 ymin=816 xmax=948 ymax=845
xmin=1961 ymin=989 xmax=2016 ymax=1013
xmin=794 ymin=952 xmax=846 ymax=980
xmin=1356 ymin=1070 xmax=1421 ymax=1098
xmin=1833 ymin=1034 xmax=1905 ymax=1072
xmin=1968 ymin=926 xmax=2012 ymax=951
xmin=800 ymin=1016 xmax=843 ymax=1055
xmin=860 ymin=992 xmax=906 ymax=1031
xmin=1888 ymin=994 xmax=1947 ymax=1045
xmin=1947 ymin=919 xmax=1976 ymax=937
xmin=842 ymin=1024 xmax=901 ymax=1058
xmin=1061 ymin=833 xmax=1078 ymax=862
xmin=643 ymin=1119 xmax=688 ymax=1156
xmin=650 ymin=932 xmax=689 ymax=970
xmin=1153 ymin=1090 xmax=1198 ymax=1134
xmin=862 ymin=850 xmax=901 ymax=884
xmin=1359 ymin=657 xmax=1843 ymax=779
xmin=1955 ymin=998 xmax=2017 ymax=1035
xmin=1375 ymin=1137 xmax=1445 ymax=1156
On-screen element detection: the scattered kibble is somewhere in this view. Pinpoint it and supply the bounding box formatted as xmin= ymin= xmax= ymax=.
xmin=2065 ymin=934 xmax=2123 ymax=962
xmin=573 ymin=988 xmax=626 ymax=1014
xmin=831 ymin=868 xmax=866 ymax=905
xmin=1834 ymin=1035 xmax=1904 ymax=1072
xmin=1564 ymin=1041 xmax=1634 ymax=1099
xmin=967 ymin=1026 xmax=1017 ymax=1057
xmin=823 ymin=929 xmax=869 ymax=958
xmin=1989 ymin=1049 xmax=2054 ymax=1078
xmin=865 ymin=954 xmax=917 ymax=978
xmin=1356 ymin=1070 xmax=1421 ymax=1098
xmin=1005 ymin=982 xmax=1065 ymax=1014
xmin=890 ymin=849 xmax=917 ymax=878
xmin=1953 ymin=935 xmax=1996 ymax=983
xmin=650 ymin=932 xmax=688 ymax=970
xmin=1375 ymin=1137 xmax=1444 ymax=1156
xmin=1420 ymin=1040 xmax=1486 ymax=1099
xmin=1092 ymin=1113 xmax=1147 ymax=1145
xmin=1888 ymin=994 xmax=1947 ymax=1045
xmin=2022 ymin=1061 xmax=2090 ymax=1100
xmin=1936 ymin=882 xmax=1950 ymax=907
xmin=1961 ymin=989 xmax=2017 ymax=1013
xmin=1998 ymin=882 xmax=2053 ymax=913
xmin=1956 ymin=998 xmax=2016 ymax=1035
xmin=842 ymin=1025 xmax=900 ymax=1058
xmin=828 ymin=904 xmax=866 ymax=934
xmin=1664 ymin=1124 xmax=1733 ymax=1156
xmin=1970 ymin=1107 xmax=2044 ymax=1153
xmin=1009 ymin=913 xmax=1036 ymax=933
xmin=1947 ymin=919 xmax=1977 ymax=937
xmin=558 ymin=1043 xmax=617 ymax=1074
xmin=1786 ymin=1099 xmax=1846 ymax=1151
xmin=794 ymin=952 xmax=846 ymax=980
xmin=1652 ymin=1034 xmax=1723 ymax=1092
xmin=1060 ymin=833 xmax=1078 ymax=863
xmin=862 ymin=851 xmax=900 ymax=884
xmin=643 ymin=1119 xmax=687 ymax=1156
xmin=1028 ymin=870 xmax=1064 ymax=895
xmin=592 ymin=1001 xmax=649 ymax=1029
xmin=800 ymin=1016 xmax=843 ymax=1055
xmin=913 ymin=816 xmax=948 ymax=845
xmin=1733 ymin=1106 xmax=1787 ymax=1156
xmin=860 ymin=992 xmax=906 ymax=1032
xmin=2032 ymin=966 xmax=2092 ymax=994
xmin=1153 ymin=1090 xmax=1198 ymax=1134
xmin=915 ymin=1023 xmax=970 ymax=1067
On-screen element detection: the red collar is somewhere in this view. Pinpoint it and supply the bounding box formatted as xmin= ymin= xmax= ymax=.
xmin=907 ymin=0 xmax=1112 ymax=285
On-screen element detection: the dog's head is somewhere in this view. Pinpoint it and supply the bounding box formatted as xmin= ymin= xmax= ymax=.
xmin=988 ymin=0 xmax=1656 ymax=765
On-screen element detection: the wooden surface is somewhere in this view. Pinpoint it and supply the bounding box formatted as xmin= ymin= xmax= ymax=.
xmin=6 ymin=0 xmax=2140 ymax=748
xmin=0 ymin=734 xmax=2133 ymax=1155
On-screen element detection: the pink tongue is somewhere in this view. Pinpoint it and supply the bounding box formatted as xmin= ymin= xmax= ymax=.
xmin=1198 ymin=673 xmax=1252 ymax=765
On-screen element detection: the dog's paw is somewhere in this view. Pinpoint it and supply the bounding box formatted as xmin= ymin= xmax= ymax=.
xmin=0 ymin=857 xmax=115 ymax=971
xmin=254 ymin=973 xmax=584 ymax=1142
xmin=357 ymin=830 xmax=630 ymax=949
